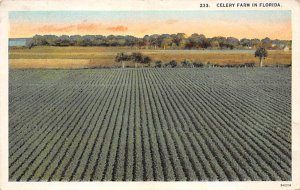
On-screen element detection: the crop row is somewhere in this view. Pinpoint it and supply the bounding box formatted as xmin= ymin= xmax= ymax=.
xmin=9 ymin=68 xmax=291 ymax=181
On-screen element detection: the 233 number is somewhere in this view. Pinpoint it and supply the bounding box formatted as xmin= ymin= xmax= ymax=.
xmin=200 ymin=3 xmax=209 ymax=7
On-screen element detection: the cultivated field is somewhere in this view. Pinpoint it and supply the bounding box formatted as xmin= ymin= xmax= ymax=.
xmin=9 ymin=46 xmax=291 ymax=69
xmin=9 ymin=68 xmax=291 ymax=181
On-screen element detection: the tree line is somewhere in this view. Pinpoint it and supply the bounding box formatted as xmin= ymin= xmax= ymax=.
xmin=27 ymin=33 xmax=291 ymax=50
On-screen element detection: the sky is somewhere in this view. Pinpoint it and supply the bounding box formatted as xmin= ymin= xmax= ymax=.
xmin=9 ymin=11 xmax=291 ymax=40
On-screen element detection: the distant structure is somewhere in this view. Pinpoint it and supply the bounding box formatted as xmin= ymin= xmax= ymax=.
xmin=283 ymin=46 xmax=290 ymax=51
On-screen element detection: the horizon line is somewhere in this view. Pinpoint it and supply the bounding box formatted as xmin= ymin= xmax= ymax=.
xmin=9 ymin=34 xmax=292 ymax=41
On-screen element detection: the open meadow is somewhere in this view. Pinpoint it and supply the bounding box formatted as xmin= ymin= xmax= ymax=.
xmin=9 ymin=67 xmax=291 ymax=181
xmin=9 ymin=46 xmax=291 ymax=69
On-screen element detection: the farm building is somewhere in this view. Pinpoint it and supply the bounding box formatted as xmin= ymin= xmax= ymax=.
xmin=284 ymin=46 xmax=290 ymax=51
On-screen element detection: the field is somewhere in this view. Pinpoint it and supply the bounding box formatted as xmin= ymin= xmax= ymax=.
xmin=9 ymin=68 xmax=291 ymax=181
xmin=9 ymin=46 xmax=291 ymax=69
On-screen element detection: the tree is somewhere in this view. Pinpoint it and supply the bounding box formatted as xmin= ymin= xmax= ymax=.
xmin=125 ymin=35 xmax=138 ymax=47
xmin=141 ymin=56 xmax=152 ymax=67
xmin=43 ymin=35 xmax=59 ymax=46
xmin=261 ymin=37 xmax=272 ymax=48
xmin=210 ymin=40 xmax=220 ymax=49
xmin=26 ymin=41 xmax=35 ymax=49
xmin=165 ymin=60 xmax=177 ymax=68
xmin=250 ymin=38 xmax=261 ymax=48
xmin=115 ymin=52 xmax=131 ymax=68
xmin=178 ymin=39 xmax=187 ymax=49
xmin=240 ymin=38 xmax=251 ymax=48
xmin=181 ymin=59 xmax=192 ymax=68
xmin=131 ymin=52 xmax=143 ymax=62
xmin=226 ymin=37 xmax=239 ymax=49
xmin=161 ymin=37 xmax=173 ymax=49
xmin=154 ymin=60 xmax=162 ymax=68
xmin=70 ymin=35 xmax=83 ymax=46
xmin=255 ymin=47 xmax=268 ymax=67
xmin=148 ymin=34 xmax=160 ymax=49
xmin=192 ymin=61 xmax=204 ymax=68
xmin=30 ymin=35 xmax=47 ymax=46
xmin=56 ymin=35 xmax=71 ymax=46
xmin=211 ymin=36 xmax=227 ymax=49
xmin=187 ymin=33 xmax=207 ymax=49
xmin=130 ymin=52 xmax=152 ymax=67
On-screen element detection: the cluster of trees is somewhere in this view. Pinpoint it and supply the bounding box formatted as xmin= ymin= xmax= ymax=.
xmin=156 ymin=60 xmax=257 ymax=68
xmin=115 ymin=52 xmax=265 ymax=68
xmin=161 ymin=59 xmax=205 ymax=68
xmin=115 ymin=52 xmax=152 ymax=68
xmin=27 ymin=34 xmax=291 ymax=50
xmin=115 ymin=48 xmax=288 ymax=68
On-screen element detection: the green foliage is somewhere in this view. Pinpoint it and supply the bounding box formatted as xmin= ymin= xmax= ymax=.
xmin=9 ymin=68 xmax=291 ymax=181
xmin=115 ymin=52 xmax=152 ymax=66
xmin=192 ymin=61 xmax=204 ymax=68
xmin=141 ymin=56 xmax=151 ymax=65
xmin=24 ymin=34 xmax=291 ymax=50
xmin=130 ymin=52 xmax=143 ymax=63
xmin=165 ymin=60 xmax=177 ymax=68
xmin=255 ymin=47 xmax=268 ymax=67
xmin=255 ymin=47 xmax=268 ymax=59
xmin=154 ymin=61 xmax=162 ymax=68
xmin=180 ymin=59 xmax=209 ymax=68
xmin=181 ymin=59 xmax=192 ymax=68
xmin=115 ymin=52 xmax=131 ymax=63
